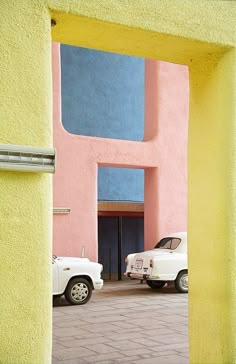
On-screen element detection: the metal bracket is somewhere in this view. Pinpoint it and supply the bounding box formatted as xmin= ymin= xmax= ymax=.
xmin=0 ymin=144 xmax=56 ymax=173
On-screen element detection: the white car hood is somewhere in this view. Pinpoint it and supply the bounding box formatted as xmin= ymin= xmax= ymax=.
xmin=56 ymin=257 xmax=90 ymax=263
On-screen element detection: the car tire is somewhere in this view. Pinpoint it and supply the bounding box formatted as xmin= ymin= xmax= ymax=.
xmin=175 ymin=270 xmax=188 ymax=293
xmin=146 ymin=280 xmax=166 ymax=289
xmin=65 ymin=277 xmax=92 ymax=305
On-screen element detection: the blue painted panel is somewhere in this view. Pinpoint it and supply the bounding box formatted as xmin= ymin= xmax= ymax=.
xmin=121 ymin=217 xmax=144 ymax=273
xmin=98 ymin=217 xmax=118 ymax=275
xmin=61 ymin=45 xmax=144 ymax=141
xmin=98 ymin=167 xmax=144 ymax=202
xmin=98 ymin=217 xmax=144 ymax=277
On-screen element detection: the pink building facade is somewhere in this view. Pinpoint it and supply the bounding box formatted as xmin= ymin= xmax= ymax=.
xmin=52 ymin=42 xmax=188 ymax=263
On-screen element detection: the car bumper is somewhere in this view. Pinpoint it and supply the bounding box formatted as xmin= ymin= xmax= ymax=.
xmin=93 ymin=279 xmax=103 ymax=290
xmin=125 ymin=272 xmax=150 ymax=280
xmin=125 ymin=272 xmax=177 ymax=281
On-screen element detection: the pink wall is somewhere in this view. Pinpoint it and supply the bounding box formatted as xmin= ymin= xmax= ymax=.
xmin=52 ymin=43 xmax=188 ymax=259
xmin=145 ymin=60 xmax=188 ymax=248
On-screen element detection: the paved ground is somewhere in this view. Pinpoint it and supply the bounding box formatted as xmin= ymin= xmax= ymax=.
xmin=53 ymin=280 xmax=189 ymax=364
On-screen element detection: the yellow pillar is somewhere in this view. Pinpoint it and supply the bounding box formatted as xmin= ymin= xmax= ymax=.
xmin=0 ymin=1 xmax=235 ymax=363
xmin=188 ymin=48 xmax=236 ymax=363
xmin=0 ymin=1 xmax=52 ymax=363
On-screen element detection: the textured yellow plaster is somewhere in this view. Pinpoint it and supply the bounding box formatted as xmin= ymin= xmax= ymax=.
xmin=49 ymin=0 xmax=235 ymax=46
xmin=188 ymin=48 xmax=236 ymax=363
xmin=0 ymin=1 xmax=52 ymax=363
xmin=49 ymin=0 xmax=235 ymax=64
xmin=1 ymin=0 xmax=235 ymax=363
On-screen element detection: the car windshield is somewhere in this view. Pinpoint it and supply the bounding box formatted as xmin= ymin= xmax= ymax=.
xmin=154 ymin=237 xmax=181 ymax=250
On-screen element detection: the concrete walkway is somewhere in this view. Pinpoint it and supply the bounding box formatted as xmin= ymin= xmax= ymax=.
xmin=53 ymin=280 xmax=189 ymax=364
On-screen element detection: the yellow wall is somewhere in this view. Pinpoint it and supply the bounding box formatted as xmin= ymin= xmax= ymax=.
xmin=49 ymin=0 xmax=235 ymax=64
xmin=188 ymin=48 xmax=236 ymax=363
xmin=0 ymin=1 xmax=52 ymax=363
xmin=0 ymin=0 xmax=235 ymax=363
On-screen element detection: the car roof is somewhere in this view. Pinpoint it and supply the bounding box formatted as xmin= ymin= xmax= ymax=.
xmin=165 ymin=232 xmax=187 ymax=240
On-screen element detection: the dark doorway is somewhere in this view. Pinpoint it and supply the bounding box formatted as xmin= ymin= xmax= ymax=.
xmin=98 ymin=216 xmax=144 ymax=280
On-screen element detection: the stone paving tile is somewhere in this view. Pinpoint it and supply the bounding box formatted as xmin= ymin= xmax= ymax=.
xmin=54 ymin=320 xmax=89 ymax=328
xmin=73 ymin=332 xmax=108 ymax=340
xmin=111 ymin=302 xmax=143 ymax=309
xmin=81 ymin=315 xmax=127 ymax=324
xmin=111 ymin=327 xmax=146 ymax=334
xmin=53 ymin=280 xmax=189 ymax=363
xmin=158 ymin=314 xmax=188 ymax=323
xmin=153 ymin=333 xmax=187 ymax=344
xmin=132 ymin=354 xmax=189 ymax=364
xmin=83 ymin=343 xmax=119 ymax=354
xmin=152 ymin=342 xmax=189 ymax=352
xmin=176 ymin=346 xmax=189 ymax=354
xmin=61 ymin=336 xmax=109 ymax=348
xmin=103 ymin=331 xmax=144 ymax=341
xmin=53 ymin=358 xmax=87 ymax=364
xmin=53 ymin=347 xmax=96 ymax=361
xmin=124 ymin=307 xmax=164 ymax=317
xmin=146 ymin=350 xmax=183 ymax=358
xmin=106 ymin=339 xmax=145 ymax=351
xmin=83 ymin=351 xmax=125 ymax=363
xmin=86 ymin=304 xmax=115 ymax=311
xmin=126 ymin=304 xmax=167 ymax=312
xmin=76 ymin=323 xmax=122 ymax=333
xmin=141 ymin=354 xmax=154 ymax=359
xmin=123 ymin=317 xmax=166 ymax=328
xmin=56 ymin=336 xmax=77 ymax=342
xmin=118 ymin=347 xmax=151 ymax=357
xmin=131 ymin=337 xmax=163 ymax=347
xmin=114 ymin=355 xmax=143 ymax=362
xmin=53 ymin=311 xmax=67 ymax=317
xmin=144 ymin=327 xmax=177 ymax=337
xmin=83 ymin=308 xmax=131 ymax=316
xmin=98 ymin=361 xmax=125 ymax=364
xmin=53 ymin=316 xmax=75 ymax=324
xmin=111 ymin=321 xmax=140 ymax=329
xmin=172 ymin=324 xmax=189 ymax=334
xmin=180 ymin=353 xmax=189 ymax=358
xmin=172 ymin=329 xmax=188 ymax=337
xmin=153 ymin=310 xmax=187 ymax=317
xmin=52 ymin=342 xmax=68 ymax=351
xmin=54 ymin=327 xmax=91 ymax=337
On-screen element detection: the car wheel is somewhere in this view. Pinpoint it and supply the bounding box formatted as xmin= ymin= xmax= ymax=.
xmin=146 ymin=280 xmax=166 ymax=289
xmin=175 ymin=271 xmax=188 ymax=293
xmin=65 ymin=278 xmax=92 ymax=305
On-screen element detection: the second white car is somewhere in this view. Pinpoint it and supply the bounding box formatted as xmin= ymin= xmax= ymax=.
xmin=125 ymin=232 xmax=188 ymax=293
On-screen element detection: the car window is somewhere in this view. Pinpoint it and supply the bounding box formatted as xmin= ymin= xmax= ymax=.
xmin=154 ymin=237 xmax=181 ymax=250
xmin=171 ymin=238 xmax=181 ymax=250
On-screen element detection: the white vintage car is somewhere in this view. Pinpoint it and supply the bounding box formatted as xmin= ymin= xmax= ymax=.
xmin=53 ymin=255 xmax=103 ymax=305
xmin=125 ymin=232 xmax=188 ymax=293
